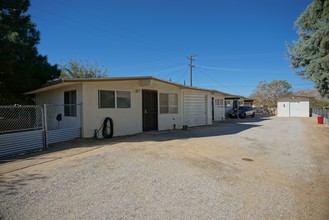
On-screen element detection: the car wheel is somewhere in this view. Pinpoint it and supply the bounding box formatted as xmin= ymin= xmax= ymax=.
xmin=242 ymin=113 xmax=246 ymax=118
xmin=251 ymin=112 xmax=255 ymax=118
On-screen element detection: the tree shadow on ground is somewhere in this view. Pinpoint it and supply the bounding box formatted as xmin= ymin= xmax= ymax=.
xmin=0 ymin=173 xmax=47 ymax=195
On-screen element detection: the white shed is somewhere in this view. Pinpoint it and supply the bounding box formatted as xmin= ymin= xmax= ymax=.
xmin=277 ymin=97 xmax=310 ymax=117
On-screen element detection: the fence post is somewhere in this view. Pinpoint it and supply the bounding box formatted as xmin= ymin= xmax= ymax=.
xmin=80 ymin=103 xmax=83 ymax=138
xmin=44 ymin=104 xmax=48 ymax=149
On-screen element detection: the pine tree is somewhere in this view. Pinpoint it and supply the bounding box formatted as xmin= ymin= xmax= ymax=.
xmin=287 ymin=0 xmax=329 ymax=98
xmin=0 ymin=0 xmax=60 ymax=104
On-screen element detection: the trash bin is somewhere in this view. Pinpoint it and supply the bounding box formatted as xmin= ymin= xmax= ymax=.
xmin=318 ymin=116 xmax=324 ymax=124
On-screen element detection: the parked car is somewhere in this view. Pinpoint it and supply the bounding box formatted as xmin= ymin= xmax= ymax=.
xmin=254 ymin=107 xmax=269 ymax=115
xmin=229 ymin=106 xmax=255 ymax=118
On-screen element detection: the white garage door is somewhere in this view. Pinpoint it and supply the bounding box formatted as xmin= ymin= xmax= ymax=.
xmin=289 ymin=102 xmax=299 ymax=117
xmin=289 ymin=101 xmax=309 ymax=117
xmin=184 ymin=93 xmax=207 ymax=126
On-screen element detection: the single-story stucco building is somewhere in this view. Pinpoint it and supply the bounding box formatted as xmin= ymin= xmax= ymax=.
xmin=277 ymin=96 xmax=310 ymax=117
xmin=27 ymin=76 xmax=240 ymax=138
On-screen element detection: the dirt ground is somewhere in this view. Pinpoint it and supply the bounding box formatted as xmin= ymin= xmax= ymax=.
xmin=0 ymin=117 xmax=329 ymax=219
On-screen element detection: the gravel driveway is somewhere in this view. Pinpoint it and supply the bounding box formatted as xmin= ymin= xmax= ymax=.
xmin=1 ymin=117 xmax=329 ymax=219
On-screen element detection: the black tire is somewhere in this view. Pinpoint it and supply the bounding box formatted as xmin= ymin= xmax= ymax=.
xmin=102 ymin=117 xmax=114 ymax=138
xmin=251 ymin=112 xmax=255 ymax=118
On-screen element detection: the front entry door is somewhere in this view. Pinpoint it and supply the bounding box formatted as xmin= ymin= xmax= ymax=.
xmin=142 ymin=90 xmax=158 ymax=131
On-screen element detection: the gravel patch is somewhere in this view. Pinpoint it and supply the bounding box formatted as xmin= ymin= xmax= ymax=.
xmin=1 ymin=117 xmax=328 ymax=219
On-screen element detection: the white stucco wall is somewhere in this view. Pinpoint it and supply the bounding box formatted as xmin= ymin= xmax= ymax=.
xmin=154 ymin=81 xmax=182 ymax=131
xmin=277 ymin=101 xmax=290 ymax=117
xmin=36 ymin=83 xmax=82 ymax=130
xmin=81 ymin=79 xmax=184 ymax=138
xmin=82 ymin=80 xmax=141 ymax=138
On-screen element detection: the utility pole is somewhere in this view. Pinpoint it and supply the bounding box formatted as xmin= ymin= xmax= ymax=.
xmin=187 ymin=55 xmax=196 ymax=86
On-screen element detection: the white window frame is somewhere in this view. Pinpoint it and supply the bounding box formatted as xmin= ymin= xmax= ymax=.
xmin=98 ymin=90 xmax=132 ymax=109
xmin=160 ymin=93 xmax=178 ymax=114
xmin=64 ymin=90 xmax=77 ymax=117
xmin=215 ymin=98 xmax=224 ymax=107
xmin=116 ymin=90 xmax=131 ymax=108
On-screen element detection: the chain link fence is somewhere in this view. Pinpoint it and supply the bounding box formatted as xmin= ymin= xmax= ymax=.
xmin=0 ymin=105 xmax=44 ymax=134
xmin=45 ymin=104 xmax=82 ymax=130
xmin=0 ymin=104 xmax=82 ymax=157
xmin=44 ymin=104 xmax=82 ymax=145
xmin=0 ymin=106 xmax=44 ymax=157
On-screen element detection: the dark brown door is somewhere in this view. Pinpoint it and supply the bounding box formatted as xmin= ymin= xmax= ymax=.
xmin=142 ymin=90 xmax=158 ymax=131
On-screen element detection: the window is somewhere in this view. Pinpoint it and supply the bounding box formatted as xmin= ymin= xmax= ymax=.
xmin=98 ymin=90 xmax=131 ymax=109
xmin=225 ymin=100 xmax=231 ymax=108
xmin=160 ymin=93 xmax=178 ymax=114
xmin=215 ymin=99 xmax=224 ymax=107
xmin=99 ymin=90 xmax=115 ymax=108
xmin=64 ymin=90 xmax=77 ymax=116
xmin=117 ymin=91 xmax=131 ymax=108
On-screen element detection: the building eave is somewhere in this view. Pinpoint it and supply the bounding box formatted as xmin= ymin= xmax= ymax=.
xmin=25 ymin=76 xmax=244 ymax=98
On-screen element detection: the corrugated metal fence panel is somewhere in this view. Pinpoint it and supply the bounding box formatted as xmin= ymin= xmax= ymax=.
xmin=0 ymin=130 xmax=44 ymax=157
xmin=312 ymin=108 xmax=329 ymax=124
xmin=48 ymin=127 xmax=81 ymax=144
xmin=184 ymin=94 xmax=207 ymax=126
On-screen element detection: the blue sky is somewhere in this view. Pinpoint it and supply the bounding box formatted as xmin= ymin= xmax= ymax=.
xmin=29 ymin=0 xmax=314 ymax=96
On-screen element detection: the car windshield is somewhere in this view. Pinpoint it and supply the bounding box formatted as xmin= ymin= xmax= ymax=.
xmin=238 ymin=106 xmax=246 ymax=110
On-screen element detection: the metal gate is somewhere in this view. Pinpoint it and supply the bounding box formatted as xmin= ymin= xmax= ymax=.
xmin=44 ymin=104 xmax=82 ymax=146
xmin=0 ymin=106 xmax=45 ymax=157
xmin=0 ymin=104 xmax=82 ymax=158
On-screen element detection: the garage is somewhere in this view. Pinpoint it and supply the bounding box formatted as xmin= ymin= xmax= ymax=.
xmin=277 ymin=97 xmax=310 ymax=117
xmin=184 ymin=93 xmax=208 ymax=126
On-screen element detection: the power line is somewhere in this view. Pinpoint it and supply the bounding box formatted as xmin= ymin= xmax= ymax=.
xmin=197 ymin=53 xmax=284 ymax=61
xmin=110 ymin=58 xmax=185 ymax=71
xmin=158 ymin=66 xmax=188 ymax=80
xmin=48 ymin=0 xmax=184 ymax=57
xmin=177 ymin=68 xmax=189 ymax=84
xmin=32 ymin=14 xmax=169 ymax=57
xmin=194 ymin=67 xmax=239 ymax=94
xmin=197 ymin=65 xmax=292 ymax=75
xmin=110 ymin=65 xmax=187 ymax=77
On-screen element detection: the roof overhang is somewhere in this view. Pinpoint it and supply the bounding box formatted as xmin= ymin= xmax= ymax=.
xmin=25 ymin=76 xmax=245 ymax=98
xmin=25 ymin=80 xmax=82 ymax=94
xmin=278 ymin=96 xmax=310 ymax=102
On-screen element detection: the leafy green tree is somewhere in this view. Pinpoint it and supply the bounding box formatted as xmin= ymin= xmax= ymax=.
xmin=250 ymin=80 xmax=292 ymax=113
xmin=59 ymin=59 xmax=109 ymax=79
xmin=287 ymin=0 xmax=329 ymax=97
xmin=309 ymin=98 xmax=329 ymax=108
xmin=0 ymin=0 xmax=60 ymax=104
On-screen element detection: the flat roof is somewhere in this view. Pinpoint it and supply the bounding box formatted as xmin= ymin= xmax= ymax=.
xmin=278 ymin=96 xmax=310 ymax=102
xmin=25 ymin=76 xmax=248 ymax=99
